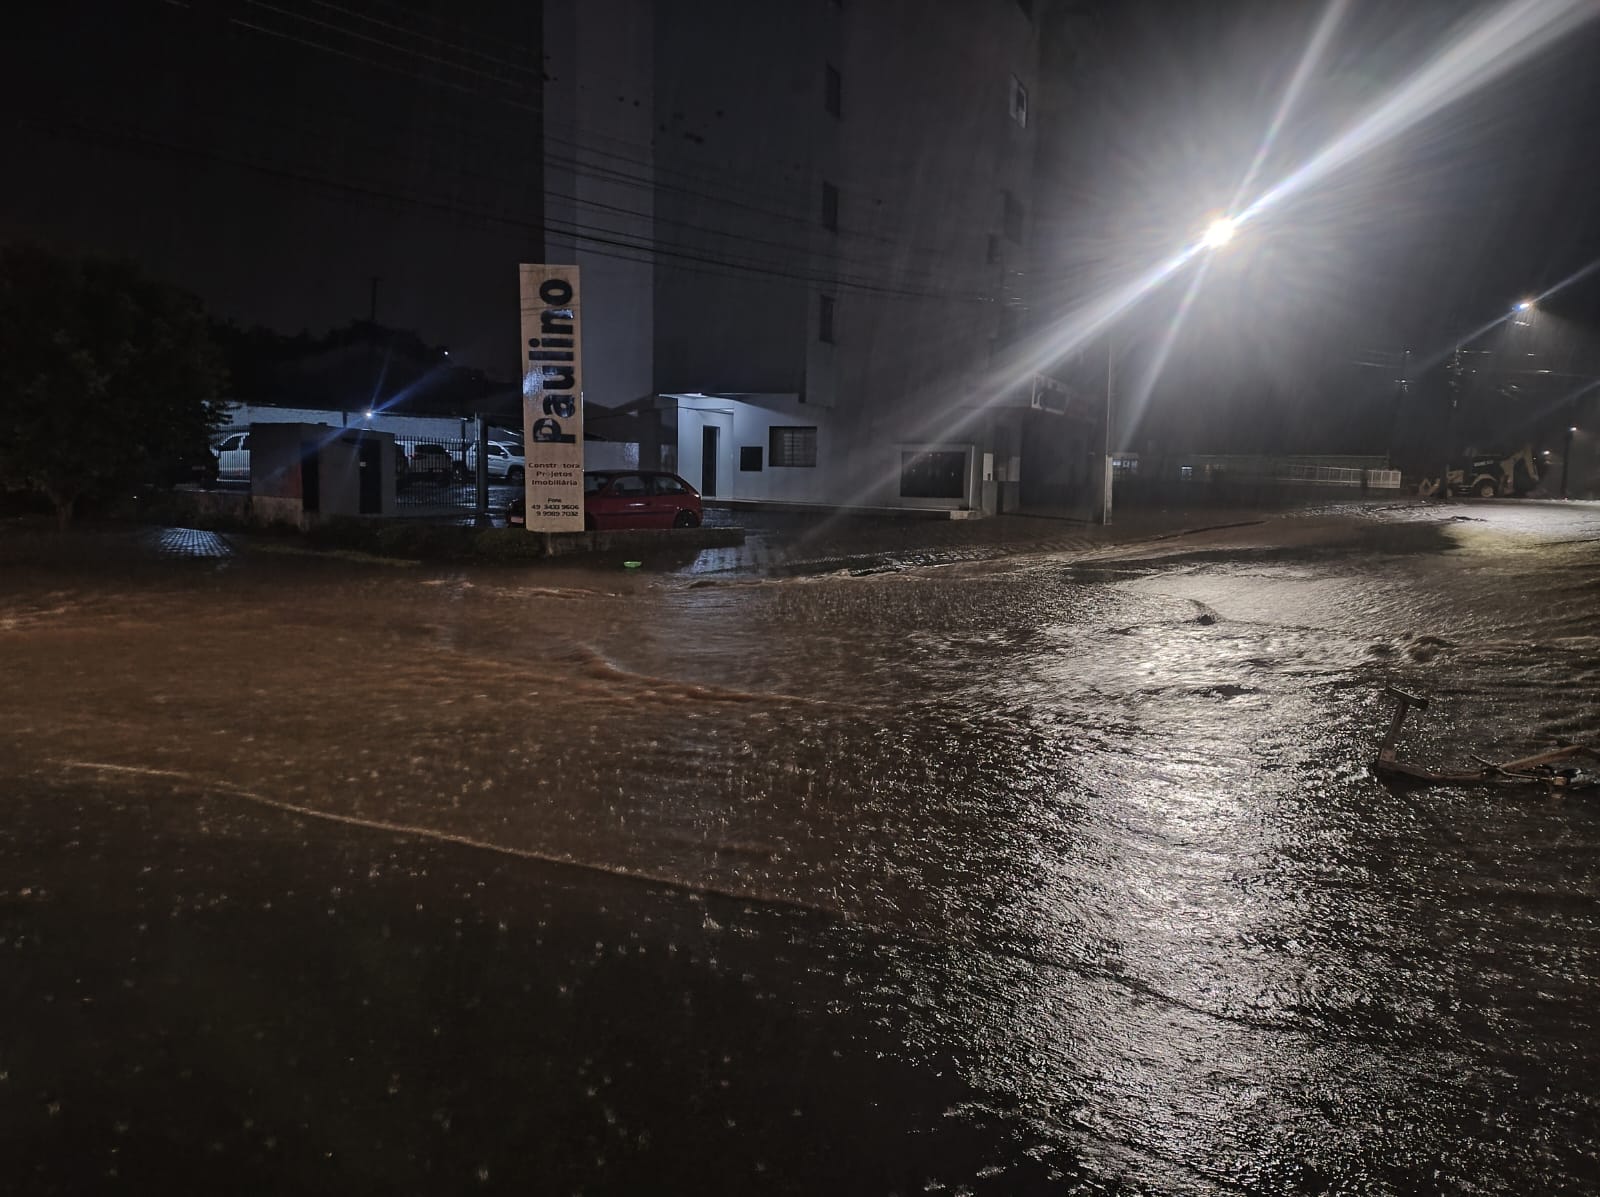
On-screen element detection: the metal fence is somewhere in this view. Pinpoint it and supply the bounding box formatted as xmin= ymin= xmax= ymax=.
xmin=1278 ymin=463 xmax=1365 ymax=486
xmin=393 ymin=434 xmax=522 ymax=519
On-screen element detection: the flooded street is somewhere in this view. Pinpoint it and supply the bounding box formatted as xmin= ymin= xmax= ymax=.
xmin=3 ymin=501 xmax=1599 ymax=1193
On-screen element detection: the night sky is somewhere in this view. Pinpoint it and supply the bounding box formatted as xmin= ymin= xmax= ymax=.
xmin=1 ymin=0 xmax=542 ymax=375
xmin=4 ymin=0 xmax=1598 ymax=456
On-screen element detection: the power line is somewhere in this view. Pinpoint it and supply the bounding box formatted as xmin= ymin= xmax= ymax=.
xmin=20 ymin=110 xmax=994 ymax=305
xmin=162 ymin=0 xmax=948 ymax=252
xmin=62 ymin=6 xmax=985 ymax=290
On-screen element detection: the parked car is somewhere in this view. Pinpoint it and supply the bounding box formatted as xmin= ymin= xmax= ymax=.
xmin=214 ymin=431 xmax=250 ymax=480
xmin=409 ymin=442 xmax=454 ymax=483
xmin=462 ymin=440 xmax=525 ymax=483
xmin=507 ymin=471 xmax=702 ymax=530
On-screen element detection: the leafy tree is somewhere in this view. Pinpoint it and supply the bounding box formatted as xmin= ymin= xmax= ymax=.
xmin=0 ymin=245 xmax=225 ymax=528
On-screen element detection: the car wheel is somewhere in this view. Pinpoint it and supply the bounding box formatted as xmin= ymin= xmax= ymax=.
xmin=1476 ymin=479 xmax=1496 ymax=498
xmin=673 ymin=510 xmax=700 ymax=528
xmin=507 ymin=466 xmax=525 ymax=485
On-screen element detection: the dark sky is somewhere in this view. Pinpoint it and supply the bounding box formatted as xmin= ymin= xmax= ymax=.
xmin=1 ymin=0 xmax=542 ymax=375
xmin=4 ymin=0 xmax=1598 ymax=454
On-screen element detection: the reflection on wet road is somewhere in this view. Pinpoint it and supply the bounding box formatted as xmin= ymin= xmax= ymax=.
xmin=3 ymin=501 xmax=1598 ymax=1192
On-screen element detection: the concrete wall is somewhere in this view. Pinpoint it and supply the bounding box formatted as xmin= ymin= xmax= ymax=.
xmin=544 ymin=0 xmax=657 ymax=409
xmin=249 ymin=422 xmax=396 ymax=521
xmin=643 ymin=1 xmax=1040 ymax=507
xmin=649 ymin=1 xmax=825 ymax=398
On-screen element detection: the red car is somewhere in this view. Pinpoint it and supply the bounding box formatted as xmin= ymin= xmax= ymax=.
xmin=507 ymin=471 xmax=703 ymax=530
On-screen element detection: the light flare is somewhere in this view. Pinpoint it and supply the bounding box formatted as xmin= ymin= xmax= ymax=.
xmin=1123 ymin=258 xmax=1214 ymax=441
xmin=1240 ymin=0 xmax=1597 ymax=226
xmin=819 ymin=0 xmax=1600 ymax=514
xmin=1228 ymin=0 xmax=1350 ymax=212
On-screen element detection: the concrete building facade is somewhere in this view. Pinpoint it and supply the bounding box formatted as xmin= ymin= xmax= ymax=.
xmin=544 ymin=0 xmax=1076 ymax=512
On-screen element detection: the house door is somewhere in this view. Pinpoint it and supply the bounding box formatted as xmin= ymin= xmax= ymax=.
xmin=701 ymin=425 xmax=720 ymax=497
xmin=300 ymin=443 xmax=321 ymax=513
xmin=357 ymin=437 xmax=383 ymax=513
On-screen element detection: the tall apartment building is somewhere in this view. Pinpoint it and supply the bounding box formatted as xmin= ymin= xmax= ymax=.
xmin=546 ymin=0 xmax=1091 ymax=512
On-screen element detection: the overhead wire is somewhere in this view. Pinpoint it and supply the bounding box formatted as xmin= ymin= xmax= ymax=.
xmin=192 ymin=0 xmax=956 ymax=252
xmin=19 ymin=109 xmax=993 ymax=305
xmin=68 ymin=0 xmax=1003 ymax=301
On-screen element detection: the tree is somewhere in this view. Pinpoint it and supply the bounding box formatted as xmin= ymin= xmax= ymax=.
xmin=0 ymin=246 xmax=225 ymax=528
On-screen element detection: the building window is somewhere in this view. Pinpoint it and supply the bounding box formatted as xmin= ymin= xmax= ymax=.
xmin=825 ymin=64 xmax=842 ymax=118
xmin=1009 ymin=75 xmax=1028 ymax=128
xmin=1002 ymin=190 xmax=1024 ymax=244
xmin=770 ymin=426 xmax=818 ymax=468
xmin=819 ymin=293 xmax=835 ymax=343
xmin=821 ymin=180 xmax=839 ymax=232
xmin=740 ymin=446 xmax=764 ymax=471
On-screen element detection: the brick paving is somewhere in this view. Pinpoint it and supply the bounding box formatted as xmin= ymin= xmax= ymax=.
xmin=137 ymin=526 xmax=235 ymax=559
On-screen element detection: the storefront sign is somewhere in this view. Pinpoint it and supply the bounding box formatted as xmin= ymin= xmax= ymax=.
xmin=519 ymin=264 xmax=584 ymax=531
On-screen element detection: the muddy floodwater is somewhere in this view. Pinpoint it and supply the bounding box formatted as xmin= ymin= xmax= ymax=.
xmin=3 ymin=502 xmax=1598 ymax=1194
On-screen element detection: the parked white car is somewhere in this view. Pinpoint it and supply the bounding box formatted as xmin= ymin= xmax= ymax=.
xmin=408 ymin=442 xmax=455 ymax=483
xmin=215 ymin=431 xmax=250 ymax=480
xmin=463 ymin=440 xmax=525 ymax=483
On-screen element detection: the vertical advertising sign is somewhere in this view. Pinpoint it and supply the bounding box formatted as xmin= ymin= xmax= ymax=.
xmin=519 ymin=264 xmax=584 ymax=531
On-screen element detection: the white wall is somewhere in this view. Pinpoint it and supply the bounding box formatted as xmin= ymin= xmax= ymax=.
xmin=667 ymin=396 xmax=985 ymax=510
xmin=224 ymin=403 xmax=472 ymax=443
xmin=671 ymin=395 xmax=838 ymax=504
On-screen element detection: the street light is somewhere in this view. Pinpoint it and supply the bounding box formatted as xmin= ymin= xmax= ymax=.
xmin=1202 ymin=216 xmax=1238 ymax=250
xmin=1096 ymin=211 xmax=1241 ymax=525
xmin=1515 ymin=299 xmax=1535 ymax=312
xmin=1564 ymin=424 xmax=1578 ymax=499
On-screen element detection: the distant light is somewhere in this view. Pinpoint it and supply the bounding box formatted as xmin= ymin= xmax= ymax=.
xmin=1202 ymin=217 xmax=1237 ymax=249
xmin=1542 ymin=449 xmax=1551 ymax=456
xmin=443 ymin=349 xmax=450 ymax=357
xmin=1570 ymin=425 xmax=1580 ymax=433
xmin=365 ymin=409 xmax=374 ymax=420
xmin=1515 ymin=299 xmax=1534 ymax=312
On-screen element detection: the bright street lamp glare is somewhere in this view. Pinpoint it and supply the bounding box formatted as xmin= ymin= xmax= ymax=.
xmin=1515 ymin=299 xmax=1534 ymax=311
xmin=1202 ymin=217 xmax=1237 ymax=249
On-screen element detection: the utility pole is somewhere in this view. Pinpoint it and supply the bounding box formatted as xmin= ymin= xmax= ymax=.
xmin=366 ymin=275 xmax=381 ymax=412
xmin=1441 ymin=345 xmax=1463 ymax=498
xmin=1562 ymin=421 xmax=1577 ymax=500
xmin=1098 ymin=332 xmax=1114 ymax=525
xmin=1387 ymin=347 xmax=1410 ymax=468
